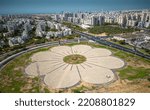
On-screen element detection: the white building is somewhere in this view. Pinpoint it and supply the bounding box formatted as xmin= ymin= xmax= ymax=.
xmin=126 ymin=20 xmax=137 ymax=27
xmin=8 ymin=36 xmax=24 ymax=47
xmin=117 ymin=15 xmax=127 ymax=27
xmin=112 ymin=36 xmax=126 ymax=41
xmin=0 ymin=40 xmax=5 ymax=48
xmin=24 ymin=22 xmax=32 ymax=32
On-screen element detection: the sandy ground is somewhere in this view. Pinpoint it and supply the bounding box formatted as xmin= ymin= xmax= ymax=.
xmin=25 ymin=45 xmax=125 ymax=89
xmin=85 ymin=32 xmax=107 ymax=37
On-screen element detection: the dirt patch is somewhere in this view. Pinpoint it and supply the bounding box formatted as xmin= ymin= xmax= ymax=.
xmin=98 ymin=79 xmax=150 ymax=93
xmin=127 ymin=59 xmax=150 ymax=68
xmin=85 ymin=32 xmax=107 ymax=37
xmin=44 ymin=79 xmax=150 ymax=93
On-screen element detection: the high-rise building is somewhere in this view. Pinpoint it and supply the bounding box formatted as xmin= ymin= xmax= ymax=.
xmin=117 ymin=15 xmax=127 ymax=27
xmin=24 ymin=22 xmax=32 ymax=32
xmin=91 ymin=16 xmax=105 ymax=26
xmin=98 ymin=16 xmax=105 ymax=25
xmin=141 ymin=12 xmax=147 ymax=22
xmin=54 ymin=15 xmax=60 ymax=21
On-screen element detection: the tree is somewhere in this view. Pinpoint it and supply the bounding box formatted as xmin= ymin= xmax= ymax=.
xmin=111 ymin=39 xmax=117 ymax=42
xmin=144 ymin=48 xmax=150 ymax=55
xmin=118 ymin=40 xmax=126 ymax=45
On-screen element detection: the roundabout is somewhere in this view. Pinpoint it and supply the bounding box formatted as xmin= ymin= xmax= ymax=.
xmin=25 ymin=45 xmax=125 ymax=89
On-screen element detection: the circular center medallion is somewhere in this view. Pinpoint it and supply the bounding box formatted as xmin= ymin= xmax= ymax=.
xmin=63 ymin=54 xmax=86 ymax=64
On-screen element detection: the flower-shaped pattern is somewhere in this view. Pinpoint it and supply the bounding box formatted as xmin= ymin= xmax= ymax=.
xmin=25 ymin=45 xmax=125 ymax=89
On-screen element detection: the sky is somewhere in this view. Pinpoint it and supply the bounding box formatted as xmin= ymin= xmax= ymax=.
xmin=0 ymin=0 xmax=150 ymax=14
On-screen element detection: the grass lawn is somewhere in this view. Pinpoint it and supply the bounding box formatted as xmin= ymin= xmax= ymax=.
xmin=88 ymin=26 xmax=139 ymax=35
xmin=67 ymin=42 xmax=150 ymax=81
xmin=63 ymin=54 xmax=86 ymax=64
xmin=0 ymin=42 xmax=149 ymax=92
xmin=119 ymin=66 xmax=150 ymax=80
xmin=0 ymin=47 xmax=50 ymax=93
xmin=71 ymin=85 xmax=88 ymax=93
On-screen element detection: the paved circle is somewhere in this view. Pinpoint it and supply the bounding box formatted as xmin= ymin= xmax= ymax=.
xmin=25 ymin=45 xmax=125 ymax=89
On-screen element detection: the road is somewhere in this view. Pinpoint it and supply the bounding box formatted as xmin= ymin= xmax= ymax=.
xmin=75 ymin=31 xmax=150 ymax=60
xmin=0 ymin=38 xmax=87 ymax=70
xmin=0 ymin=31 xmax=150 ymax=70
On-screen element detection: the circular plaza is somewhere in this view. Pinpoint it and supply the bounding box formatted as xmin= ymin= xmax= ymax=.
xmin=25 ymin=45 xmax=125 ymax=89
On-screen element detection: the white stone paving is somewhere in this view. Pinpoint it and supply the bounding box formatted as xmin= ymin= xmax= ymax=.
xmin=86 ymin=56 xmax=125 ymax=69
xmin=25 ymin=45 xmax=125 ymax=89
xmin=51 ymin=46 xmax=72 ymax=55
xmin=44 ymin=65 xmax=80 ymax=89
xmin=82 ymin=48 xmax=112 ymax=57
xmin=31 ymin=51 xmax=59 ymax=62
xmin=71 ymin=45 xmax=92 ymax=54
xmin=25 ymin=63 xmax=38 ymax=76
xmin=77 ymin=64 xmax=114 ymax=84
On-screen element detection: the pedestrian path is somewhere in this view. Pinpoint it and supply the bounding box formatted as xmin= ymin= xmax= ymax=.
xmin=25 ymin=45 xmax=125 ymax=89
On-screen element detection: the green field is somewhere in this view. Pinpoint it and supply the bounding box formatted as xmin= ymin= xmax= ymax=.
xmin=63 ymin=54 xmax=86 ymax=64
xmin=0 ymin=47 xmax=51 ymax=93
xmin=0 ymin=42 xmax=150 ymax=93
xmin=88 ymin=25 xmax=140 ymax=35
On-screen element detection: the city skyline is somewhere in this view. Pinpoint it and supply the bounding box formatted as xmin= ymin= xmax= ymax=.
xmin=0 ymin=0 xmax=150 ymax=14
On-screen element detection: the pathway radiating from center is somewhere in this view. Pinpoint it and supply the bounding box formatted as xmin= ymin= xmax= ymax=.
xmin=25 ymin=45 xmax=125 ymax=89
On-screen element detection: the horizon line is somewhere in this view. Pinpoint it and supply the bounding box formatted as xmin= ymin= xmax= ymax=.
xmin=0 ymin=8 xmax=150 ymax=15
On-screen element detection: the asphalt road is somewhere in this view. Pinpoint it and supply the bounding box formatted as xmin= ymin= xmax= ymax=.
xmin=75 ymin=31 xmax=150 ymax=60
xmin=0 ymin=32 xmax=150 ymax=70
xmin=0 ymin=38 xmax=87 ymax=70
